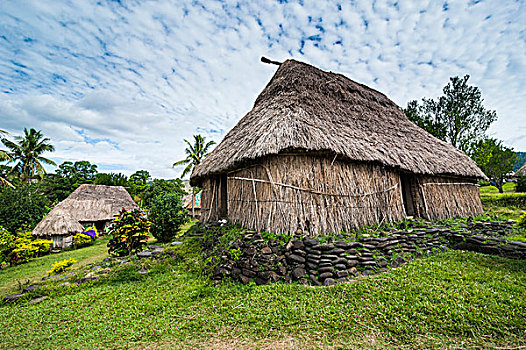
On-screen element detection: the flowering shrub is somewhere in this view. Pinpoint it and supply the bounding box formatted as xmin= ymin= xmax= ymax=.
xmin=74 ymin=233 xmax=93 ymax=248
xmin=0 ymin=229 xmax=52 ymax=266
xmin=46 ymin=258 xmax=77 ymax=276
xmin=108 ymin=208 xmax=150 ymax=257
xmin=82 ymin=226 xmax=98 ymax=239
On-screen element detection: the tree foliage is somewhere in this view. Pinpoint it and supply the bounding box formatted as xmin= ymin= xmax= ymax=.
xmin=149 ymin=193 xmax=188 ymax=242
xmin=142 ymin=178 xmax=186 ymax=208
xmin=472 ymin=138 xmax=517 ymax=193
xmin=0 ymin=185 xmax=50 ymax=233
xmin=1 ymin=128 xmax=56 ymax=182
xmin=38 ymin=160 xmax=99 ymax=203
xmin=403 ymin=75 xmax=497 ymax=155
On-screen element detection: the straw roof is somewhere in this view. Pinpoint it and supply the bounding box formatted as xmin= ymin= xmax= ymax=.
xmin=191 ymin=59 xmax=485 ymax=185
xmin=32 ymin=184 xmax=139 ymax=236
xmin=516 ymin=163 xmax=526 ymax=177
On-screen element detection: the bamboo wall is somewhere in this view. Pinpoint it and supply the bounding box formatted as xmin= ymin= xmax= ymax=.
xmin=200 ymin=155 xmax=484 ymax=235
xmin=416 ymin=175 xmax=483 ymax=220
xmin=201 ymin=154 xmax=405 ymax=236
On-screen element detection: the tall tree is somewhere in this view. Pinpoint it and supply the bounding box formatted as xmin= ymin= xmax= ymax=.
xmin=403 ymin=75 xmax=497 ymax=155
xmin=472 ymin=138 xmax=517 ymax=193
xmin=173 ymin=134 xmax=216 ymax=217
xmin=1 ymin=128 xmax=56 ymax=182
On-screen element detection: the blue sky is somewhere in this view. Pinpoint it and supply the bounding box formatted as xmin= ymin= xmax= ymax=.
xmin=0 ymin=0 xmax=525 ymax=178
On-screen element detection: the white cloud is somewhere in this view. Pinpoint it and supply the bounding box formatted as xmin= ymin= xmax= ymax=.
xmin=0 ymin=0 xmax=524 ymax=180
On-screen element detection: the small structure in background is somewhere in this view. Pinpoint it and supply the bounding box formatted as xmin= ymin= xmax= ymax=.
xmin=32 ymin=184 xmax=139 ymax=248
xmin=515 ymin=163 xmax=526 ymax=177
xmin=191 ymin=59 xmax=487 ymax=236
xmin=182 ymin=191 xmax=201 ymax=219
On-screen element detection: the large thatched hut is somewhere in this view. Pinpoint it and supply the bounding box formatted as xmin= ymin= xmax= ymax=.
xmin=32 ymin=184 xmax=139 ymax=248
xmin=190 ymin=59 xmax=486 ymax=236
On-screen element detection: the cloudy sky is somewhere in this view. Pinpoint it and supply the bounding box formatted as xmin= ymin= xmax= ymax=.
xmin=1 ymin=0 xmax=525 ymax=178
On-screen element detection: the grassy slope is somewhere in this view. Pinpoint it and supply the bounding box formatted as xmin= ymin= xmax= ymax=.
xmin=0 ymin=249 xmax=525 ymax=349
xmin=0 ymin=237 xmax=110 ymax=295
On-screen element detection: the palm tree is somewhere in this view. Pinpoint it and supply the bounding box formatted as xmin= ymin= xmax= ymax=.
xmin=0 ymin=129 xmax=14 ymax=188
xmin=1 ymin=128 xmax=56 ymax=183
xmin=173 ymin=134 xmax=216 ymax=217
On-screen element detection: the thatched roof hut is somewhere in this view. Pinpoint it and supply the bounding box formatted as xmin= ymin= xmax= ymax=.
xmin=190 ymin=59 xmax=486 ymax=236
xmin=515 ymin=163 xmax=526 ymax=177
xmin=32 ymin=184 xmax=139 ymax=246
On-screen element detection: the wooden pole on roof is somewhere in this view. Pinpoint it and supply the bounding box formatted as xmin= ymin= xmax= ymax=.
xmin=261 ymin=57 xmax=282 ymax=66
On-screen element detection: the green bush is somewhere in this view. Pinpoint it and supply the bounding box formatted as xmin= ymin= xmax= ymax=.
xmin=516 ymin=176 xmax=526 ymax=193
xmin=149 ymin=193 xmax=188 ymax=242
xmin=0 ymin=227 xmax=16 ymax=266
xmin=74 ymin=233 xmax=93 ymax=248
xmin=108 ymin=209 xmax=150 ymax=257
xmin=46 ymin=258 xmax=77 ymax=276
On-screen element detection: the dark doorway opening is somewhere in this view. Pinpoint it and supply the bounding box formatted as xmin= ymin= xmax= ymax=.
xmin=400 ymin=173 xmax=415 ymax=216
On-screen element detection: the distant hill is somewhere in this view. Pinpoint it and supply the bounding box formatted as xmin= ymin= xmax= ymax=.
xmin=514 ymin=151 xmax=526 ymax=171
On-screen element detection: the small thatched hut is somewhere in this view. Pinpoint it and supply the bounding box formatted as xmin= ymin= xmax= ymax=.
xmin=190 ymin=59 xmax=486 ymax=236
xmin=32 ymin=184 xmax=139 ymax=248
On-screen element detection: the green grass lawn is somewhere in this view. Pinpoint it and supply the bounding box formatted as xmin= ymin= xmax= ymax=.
xmin=1 ymin=245 xmax=525 ymax=349
xmin=0 ymin=237 xmax=110 ymax=296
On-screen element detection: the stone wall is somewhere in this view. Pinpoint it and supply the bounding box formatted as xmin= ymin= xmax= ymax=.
xmin=208 ymin=220 xmax=526 ymax=286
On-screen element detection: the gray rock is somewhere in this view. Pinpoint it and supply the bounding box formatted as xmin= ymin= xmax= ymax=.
xmin=319 ymin=272 xmax=334 ymax=280
xmin=323 ymin=278 xmax=336 ymax=286
xmin=171 ymin=241 xmax=183 ymax=246
xmin=362 ymin=270 xmax=374 ymax=276
xmin=58 ymin=282 xmax=71 ymax=287
xmin=241 ymin=268 xmax=257 ymax=278
xmin=304 ymin=238 xmax=319 ymax=246
xmin=3 ymin=293 xmax=23 ymax=302
xmin=334 ymin=264 xmax=347 ymax=271
xmin=318 ymin=266 xmax=334 ymax=274
xmin=333 ymin=258 xmax=348 ymax=265
xmin=261 ymin=247 xmax=272 ymax=254
xmin=292 ymin=240 xmax=304 ymax=250
xmin=337 ymin=270 xmax=349 ymax=278
xmin=22 ymin=285 xmax=41 ymax=293
xmin=318 ymin=244 xmax=335 ymax=251
xmin=138 ymin=268 xmax=148 ymax=275
xmin=137 ymin=251 xmax=152 ymax=258
xmin=152 ymin=248 xmax=165 ymax=256
xmin=77 ymin=276 xmax=98 ymax=285
xmin=347 ymin=260 xmax=358 ymax=267
xmin=309 ymin=274 xmax=321 ymax=286
xmin=29 ymin=296 xmax=47 ymax=304
xmin=288 ymin=254 xmax=306 ymax=264
xmin=292 ymin=267 xmax=306 ymax=280
xmin=321 ymin=254 xmax=339 ymax=260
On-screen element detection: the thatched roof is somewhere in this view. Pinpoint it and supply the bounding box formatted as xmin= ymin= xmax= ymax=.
xmin=515 ymin=163 xmax=526 ymax=177
xmin=32 ymin=184 xmax=139 ymax=236
xmin=191 ymin=59 xmax=485 ymax=185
